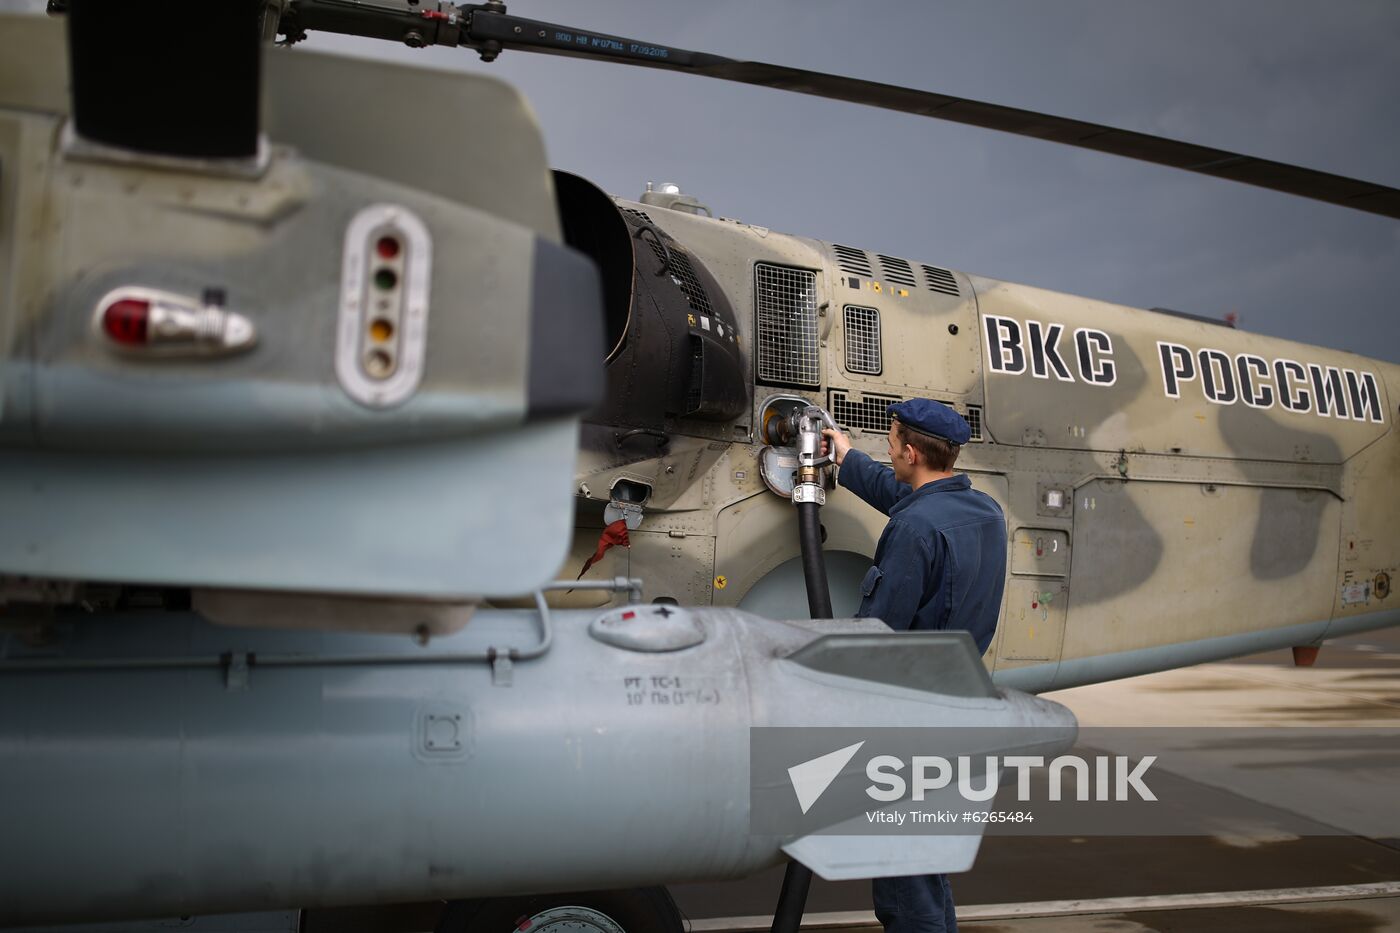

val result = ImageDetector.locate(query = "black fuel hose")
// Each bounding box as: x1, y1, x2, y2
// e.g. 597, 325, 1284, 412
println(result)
770, 498, 833, 933
796, 501, 833, 618
770, 861, 814, 933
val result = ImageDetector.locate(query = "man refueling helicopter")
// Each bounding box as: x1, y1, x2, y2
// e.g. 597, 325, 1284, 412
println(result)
1, 2, 1398, 931
822, 397, 1009, 933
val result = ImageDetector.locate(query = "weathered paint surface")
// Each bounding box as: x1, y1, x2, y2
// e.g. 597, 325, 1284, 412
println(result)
567, 199, 1400, 691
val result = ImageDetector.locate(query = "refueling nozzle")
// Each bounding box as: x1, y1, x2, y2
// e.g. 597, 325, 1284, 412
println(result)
791, 405, 837, 506
757, 397, 840, 502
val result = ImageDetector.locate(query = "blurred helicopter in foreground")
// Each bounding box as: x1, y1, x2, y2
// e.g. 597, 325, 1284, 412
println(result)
0, 1, 1397, 931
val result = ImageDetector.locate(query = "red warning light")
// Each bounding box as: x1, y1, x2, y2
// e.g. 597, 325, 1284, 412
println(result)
376, 236, 401, 260
102, 298, 150, 344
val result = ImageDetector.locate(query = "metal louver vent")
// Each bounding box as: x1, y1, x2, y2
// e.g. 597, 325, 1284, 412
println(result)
832, 244, 873, 278
829, 389, 901, 433
877, 255, 918, 288
755, 263, 820, 387
921, 264, 961, 297
643, 237, 714, 318
843, 305, 882, 375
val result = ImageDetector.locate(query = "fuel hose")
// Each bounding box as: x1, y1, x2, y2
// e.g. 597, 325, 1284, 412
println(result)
770, 496, 834, 933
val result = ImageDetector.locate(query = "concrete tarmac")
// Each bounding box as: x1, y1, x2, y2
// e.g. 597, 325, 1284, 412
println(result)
687, 890, 1400, 933
671, 626, 1400, 930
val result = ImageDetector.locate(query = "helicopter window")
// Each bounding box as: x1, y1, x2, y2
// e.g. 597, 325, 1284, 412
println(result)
842, 305, 882, 376
754, 263, 820, 388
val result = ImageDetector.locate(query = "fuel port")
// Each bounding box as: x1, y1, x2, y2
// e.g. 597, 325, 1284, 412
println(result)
759, 395, 811, 446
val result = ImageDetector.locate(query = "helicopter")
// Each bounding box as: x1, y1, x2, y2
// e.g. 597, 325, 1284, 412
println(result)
0, 1, 1397, 930
270, 1, 1400, 691
388, 2, 1400, 692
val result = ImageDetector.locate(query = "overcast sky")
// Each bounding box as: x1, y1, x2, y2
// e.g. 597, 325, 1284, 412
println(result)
302, 0, 1400, 364
10, 1, 1397, 362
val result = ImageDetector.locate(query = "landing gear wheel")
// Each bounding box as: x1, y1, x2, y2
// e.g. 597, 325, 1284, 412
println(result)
435, 887, 682, 933
512, 905, 624, 933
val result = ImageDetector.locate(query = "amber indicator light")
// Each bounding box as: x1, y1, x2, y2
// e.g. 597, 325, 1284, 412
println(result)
369, 319, 394, 343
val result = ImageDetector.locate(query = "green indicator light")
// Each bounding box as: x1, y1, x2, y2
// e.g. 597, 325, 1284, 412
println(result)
374, 269, 398, 291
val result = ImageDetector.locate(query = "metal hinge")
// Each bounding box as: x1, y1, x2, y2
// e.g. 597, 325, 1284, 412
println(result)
489, 649, 513, 687
223, 652, 250, 691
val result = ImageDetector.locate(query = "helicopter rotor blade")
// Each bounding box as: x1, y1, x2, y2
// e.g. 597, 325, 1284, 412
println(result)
462, 8, 1400, 221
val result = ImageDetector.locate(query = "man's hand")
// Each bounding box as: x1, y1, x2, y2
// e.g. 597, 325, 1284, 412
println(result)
821, 427, 852, 466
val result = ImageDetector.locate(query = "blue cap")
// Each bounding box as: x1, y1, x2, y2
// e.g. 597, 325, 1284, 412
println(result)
887, 398, 971, 445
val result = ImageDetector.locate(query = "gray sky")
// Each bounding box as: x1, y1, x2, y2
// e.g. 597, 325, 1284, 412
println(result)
306, 0, 1400, 364
11, 0, 1397, 362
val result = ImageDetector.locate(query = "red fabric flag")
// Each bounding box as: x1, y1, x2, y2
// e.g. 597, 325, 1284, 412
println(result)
576, 519, 631, 580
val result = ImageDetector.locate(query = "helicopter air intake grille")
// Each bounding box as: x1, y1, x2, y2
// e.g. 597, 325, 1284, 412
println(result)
843, 305, 882, 375
877, 255, 918, 288
965, 405, 983, 442
921, 264, 961, 297
829, 389, 901, 434
644, 237, 714, 318
620, 206, 654, 224
755, 263, 820, 387
832, 244, 874, 278
829, 390, 983, 442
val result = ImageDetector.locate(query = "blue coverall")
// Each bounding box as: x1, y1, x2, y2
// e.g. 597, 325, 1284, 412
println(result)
837, 449, 1008, 933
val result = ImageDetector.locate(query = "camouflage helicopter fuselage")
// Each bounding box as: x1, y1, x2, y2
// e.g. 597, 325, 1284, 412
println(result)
567, 193, 1400, 693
